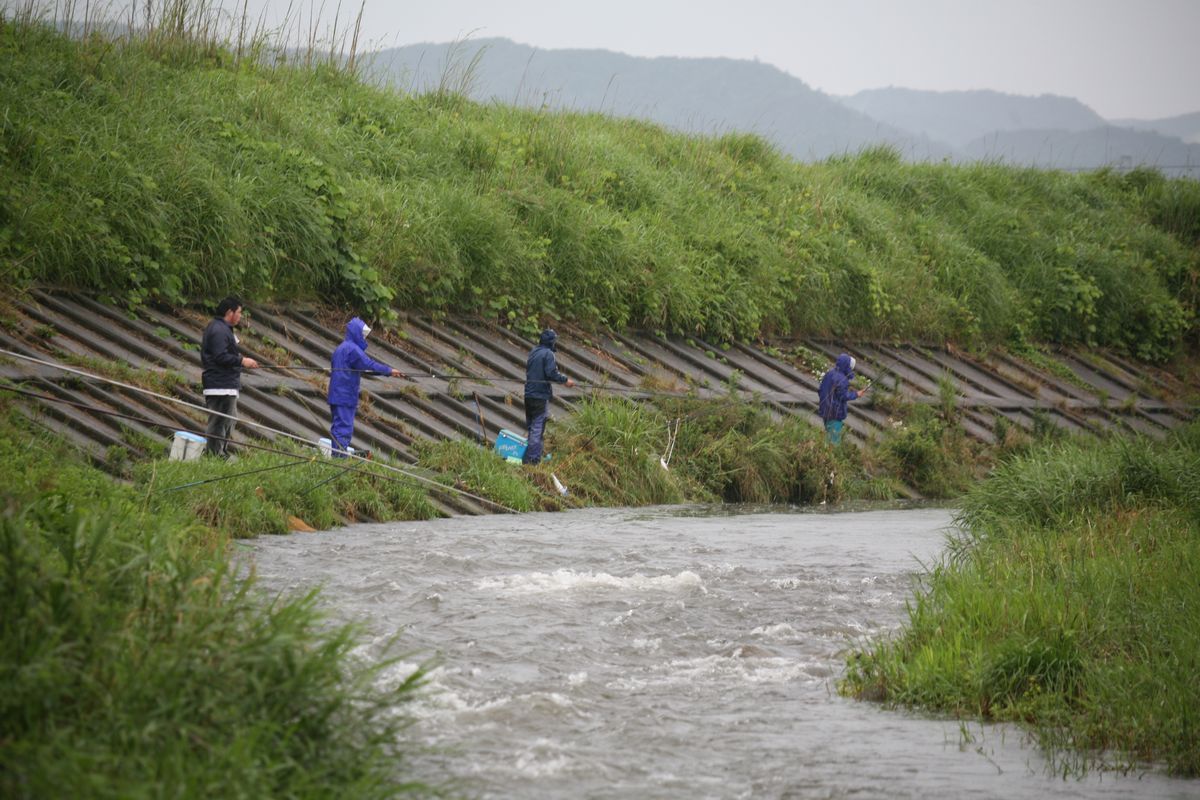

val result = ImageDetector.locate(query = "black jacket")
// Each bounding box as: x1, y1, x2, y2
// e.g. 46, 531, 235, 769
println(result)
201, 318, 243, 391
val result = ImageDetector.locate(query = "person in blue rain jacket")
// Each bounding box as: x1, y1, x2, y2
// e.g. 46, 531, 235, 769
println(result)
817, 353, 869, 445
328, 317, 404, 457
523, 329, 574, 465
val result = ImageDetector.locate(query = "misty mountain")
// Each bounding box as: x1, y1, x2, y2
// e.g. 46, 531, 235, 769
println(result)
361, 38, 954, 162
1110, 112, 1200, 145
960, 126, 1200, 174
359, 39, 1197, 177
838, 87, 1107, 149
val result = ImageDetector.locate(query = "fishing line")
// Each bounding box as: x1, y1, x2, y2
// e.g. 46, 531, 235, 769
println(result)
0, 351, 518, 512
0, 380, 516, 511
159, 459, 315, 493
249, 364, 719, 401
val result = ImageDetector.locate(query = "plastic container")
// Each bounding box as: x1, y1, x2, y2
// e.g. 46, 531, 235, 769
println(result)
169, 431, 206, 461
317, 437, 333, 457
493, 428, 528, 462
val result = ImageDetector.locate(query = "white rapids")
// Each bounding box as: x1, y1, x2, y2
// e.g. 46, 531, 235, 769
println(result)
245, 505, 1196, 799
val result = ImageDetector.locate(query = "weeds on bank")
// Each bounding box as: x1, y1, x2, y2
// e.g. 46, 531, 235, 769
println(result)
137, 443, 439, 537
841, 424, 1200, 776
2, 15, 1198, 358
0, 410, 438, 798
418, 438, 550, 511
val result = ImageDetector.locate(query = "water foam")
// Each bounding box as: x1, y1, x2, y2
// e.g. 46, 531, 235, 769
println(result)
476, 568, 706, 596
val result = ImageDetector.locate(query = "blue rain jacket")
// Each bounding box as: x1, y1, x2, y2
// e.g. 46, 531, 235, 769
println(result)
328, 317, 393, 407
524, 329, 569, 400
817, 353, 860, 422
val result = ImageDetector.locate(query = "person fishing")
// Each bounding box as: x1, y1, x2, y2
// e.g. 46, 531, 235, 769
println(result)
328, 317, 404, 457
200, 295, 259, 458
817, 353, 869, 445
523, 328, 574, 465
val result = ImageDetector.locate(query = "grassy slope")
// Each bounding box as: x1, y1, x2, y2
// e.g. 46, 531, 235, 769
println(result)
0, 410, 434, 798
2, 21, 1199, 360
841, 427, 1200, 775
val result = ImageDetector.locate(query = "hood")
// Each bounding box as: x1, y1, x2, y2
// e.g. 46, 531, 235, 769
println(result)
345, 317, 369, 350
539, 329, 557, 351
835, 353, 856, 376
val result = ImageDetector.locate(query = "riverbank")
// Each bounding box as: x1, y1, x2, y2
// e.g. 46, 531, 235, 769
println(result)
3, 15, 1198, 358
841, 423, 1200, 776
2, 5, 1199, 792
0, 408, 438, 797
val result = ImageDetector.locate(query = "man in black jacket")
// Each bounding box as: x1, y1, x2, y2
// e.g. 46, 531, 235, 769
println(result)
200, 296, 259, 458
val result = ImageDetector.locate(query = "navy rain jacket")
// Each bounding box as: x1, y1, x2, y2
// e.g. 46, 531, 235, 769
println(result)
524, 330, 569, 400
328, 317, 393, 407
817, 353, 860, 422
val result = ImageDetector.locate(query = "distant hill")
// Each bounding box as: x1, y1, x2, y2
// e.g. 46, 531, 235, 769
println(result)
361, 39, 1199, 176
1110, 112, 1200, 145
838, 87, 1106, 149
960, 126, 1200, 176
361, 38, 954, 162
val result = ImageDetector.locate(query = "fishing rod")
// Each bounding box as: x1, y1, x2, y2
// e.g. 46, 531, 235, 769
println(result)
0, 382, 495, 503
50, 356, 791, 405
159, 459, 314, 493
250, 364, 686, 395
0, 350, 519, 513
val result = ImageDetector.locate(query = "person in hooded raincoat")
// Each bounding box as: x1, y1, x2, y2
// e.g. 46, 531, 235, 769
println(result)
327, 317, 404, 457
817, 353, 869, 445
523, 329, 574, 465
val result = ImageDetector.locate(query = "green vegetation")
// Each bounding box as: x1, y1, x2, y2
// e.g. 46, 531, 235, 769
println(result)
137, 445, 438, 536
2, 16, 1199, 360
4, 3, 1198, 788
841, 426, 1200, 775
0, 411, 436, 798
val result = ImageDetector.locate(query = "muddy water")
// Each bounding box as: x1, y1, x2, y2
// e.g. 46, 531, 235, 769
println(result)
246, 506, 1195, 799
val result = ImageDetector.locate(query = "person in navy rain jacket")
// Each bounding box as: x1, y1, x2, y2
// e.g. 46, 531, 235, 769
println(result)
523, 329, 574, 465
817, 353, 869, 445
328, 317, 404, 457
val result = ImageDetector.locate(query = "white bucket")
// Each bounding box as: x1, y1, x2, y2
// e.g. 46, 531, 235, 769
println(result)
169, 431, 206, 462
317, 437, 333, 457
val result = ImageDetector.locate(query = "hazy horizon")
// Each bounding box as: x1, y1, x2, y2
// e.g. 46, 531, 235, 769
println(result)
204, 0, 1199, 121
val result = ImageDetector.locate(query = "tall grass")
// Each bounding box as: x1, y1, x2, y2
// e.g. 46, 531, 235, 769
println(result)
842, 424, 1200, 775
0, 410, 437, 797
136, 444, 440, 536
1, 12, 1197, 357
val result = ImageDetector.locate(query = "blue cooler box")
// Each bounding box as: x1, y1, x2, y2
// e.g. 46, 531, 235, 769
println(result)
493, 429, 527, 462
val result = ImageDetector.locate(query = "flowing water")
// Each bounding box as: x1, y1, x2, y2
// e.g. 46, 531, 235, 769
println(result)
246, 505, 1197, 799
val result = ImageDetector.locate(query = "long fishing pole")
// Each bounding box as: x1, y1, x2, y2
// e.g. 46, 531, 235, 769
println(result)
77, 359, 776, 404
159, 459, 315, 493
0, 381, 520, 511
0, 351, 518, 513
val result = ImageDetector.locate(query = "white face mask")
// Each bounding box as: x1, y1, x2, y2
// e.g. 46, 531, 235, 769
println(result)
849, 356, 856, 371
362, 324, 372, 338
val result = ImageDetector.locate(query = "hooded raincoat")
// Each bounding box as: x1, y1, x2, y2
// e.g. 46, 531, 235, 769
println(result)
523, 329, 569, 464
327, 317, 393, 454
817, 353, 860, 423
524, 329, 569, 399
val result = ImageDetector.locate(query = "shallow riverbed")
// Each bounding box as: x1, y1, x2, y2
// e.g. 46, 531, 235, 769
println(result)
246, 505, 1195, 799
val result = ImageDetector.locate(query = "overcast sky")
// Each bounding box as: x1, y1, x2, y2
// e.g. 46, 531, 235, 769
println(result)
229, 0, 1197, 120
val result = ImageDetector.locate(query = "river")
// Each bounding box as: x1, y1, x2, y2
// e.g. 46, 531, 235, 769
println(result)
245, 505, 1197, 799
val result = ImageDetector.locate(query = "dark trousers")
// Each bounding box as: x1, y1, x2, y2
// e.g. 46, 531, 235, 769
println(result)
204, 394, 238, 457
523, 397, 549, 464
330, 403, 357, 457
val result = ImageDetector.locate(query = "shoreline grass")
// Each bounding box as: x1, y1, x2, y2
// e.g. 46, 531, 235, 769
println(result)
840, 426, 1200, 776
0, 410, 438, 798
